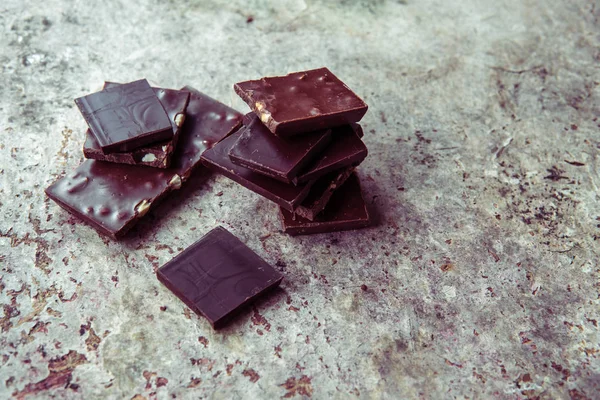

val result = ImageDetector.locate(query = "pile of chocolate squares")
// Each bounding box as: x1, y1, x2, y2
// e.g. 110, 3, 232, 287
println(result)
45, 68, 370, 239
45, 79, 244, 239
201, 67, 371, 235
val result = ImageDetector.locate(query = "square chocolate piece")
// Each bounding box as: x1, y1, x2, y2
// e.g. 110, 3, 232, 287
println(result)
228, 113, 332, 184
156, 226, 283, 329
46, 88, 242, 239
201, 128, 315, 211
280, 173, 371, 235
83, 84, 190, 168
234, 67, 368, 137
75, 79, 173, 153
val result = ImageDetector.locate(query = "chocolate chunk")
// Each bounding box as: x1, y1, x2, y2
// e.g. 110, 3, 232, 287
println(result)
279, 173, 370, 235
294, 166, 355, 221
156, 226, 283, 329
45, 160, 180, 239
46, 89, 242, 239
75, 79, 173, 153
234, 67, 368, 137
201, 129, 315, 211
176, 86, 243, 178
295, 123, 367, 184
228, 113, 332, 184
83, 84, 190, 168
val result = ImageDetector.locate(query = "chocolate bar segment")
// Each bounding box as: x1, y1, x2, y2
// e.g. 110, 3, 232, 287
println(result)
83, 85, 190, 168
156, 226, 283, 329
294, 167, 354, 221
45, 160, 180, 239
175, 86, 243, 179
47, 89, 243, 239
280, 173, 370, 235
234, 68, 368, 137
201, 129, 314, 211
295, 124, 367, 184
75, 79, 173, 153
228, 113, 332, 184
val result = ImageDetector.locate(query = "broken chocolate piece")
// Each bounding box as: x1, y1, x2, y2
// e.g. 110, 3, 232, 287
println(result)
45, 160, 179, 239
201, 129, 314, 211
156, 226, 283, 329
234, 67, 368, 137
83, 84, 190, 168
46, 88, 243, 239
75, 79, 173, 153
295, 123, 367, 184
175, 86, 243, 179
228, 113, 332, 184
280, 173, 370, 235
294, 167, 354, 221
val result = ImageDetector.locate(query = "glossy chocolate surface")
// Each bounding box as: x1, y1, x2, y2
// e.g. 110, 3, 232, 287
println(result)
47, 88, 243, 239
229, 113, 332, 184
175, 86, 243, 178
201, 129, 315, 211
234, 68, 368, 137
295, 124, 367, 184
294, 167, 354, 221
84, 85, 190, 168
157, 226, 283, 329
280, 173, 370, 235
45, 160, 179, 238
75, 79, 173, 153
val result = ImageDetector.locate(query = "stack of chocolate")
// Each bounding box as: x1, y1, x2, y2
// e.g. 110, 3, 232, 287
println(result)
201, 68, 371, 235
45, 79, 243, 239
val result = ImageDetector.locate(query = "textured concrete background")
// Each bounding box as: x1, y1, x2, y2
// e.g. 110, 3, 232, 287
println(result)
1, 0, 599, 398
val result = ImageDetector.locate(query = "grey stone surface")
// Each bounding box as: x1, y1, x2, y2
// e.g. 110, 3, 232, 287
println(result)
1, 0, 599, 398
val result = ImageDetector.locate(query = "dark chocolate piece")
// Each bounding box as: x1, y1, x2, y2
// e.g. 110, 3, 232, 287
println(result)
75, 79, 173, 153
234, 67, 368, 137
83, 85, 190, 168
175, 86, 243, 179
280, 173, 370, 235
46, 89, 243, 239
156, 226, 283, 329
294, 167, 354, 221
228, 113, 332, 184
295, 123, 367, 184
201, 129, 315, 211
45, 160, 180, 239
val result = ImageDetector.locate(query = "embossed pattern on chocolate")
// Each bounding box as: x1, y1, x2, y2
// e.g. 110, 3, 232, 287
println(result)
201, 129, 315, 211
234, 67, 368, 136
75, 79, 174, 153
156, 226, 283, 329
83, 84, 190, 168
228, 113, 332, 184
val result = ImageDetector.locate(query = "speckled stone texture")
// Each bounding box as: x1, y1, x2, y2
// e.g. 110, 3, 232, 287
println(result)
1, 0, 599, 398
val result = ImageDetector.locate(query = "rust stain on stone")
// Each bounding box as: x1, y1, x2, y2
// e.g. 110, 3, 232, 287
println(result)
12, 350, 87, 399
280, 375, 313, 398
187, 377, 202, 388
198, 336, 209, 348
440, 263, 454, 272
251, 308, 271, 331
242, 368, 260, 383
85, 327, 101, 351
